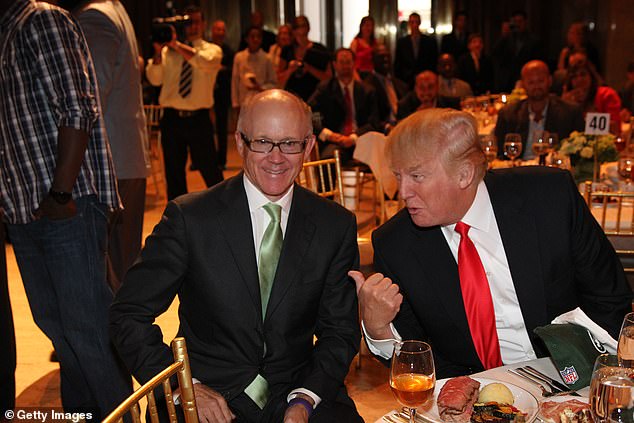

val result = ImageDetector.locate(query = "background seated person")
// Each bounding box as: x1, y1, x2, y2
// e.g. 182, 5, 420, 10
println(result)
495, 60, 584, 159
437, 53, 473, 100
308, 48, 379, 164
351, 108, 632, 378
110, 90, 363, 423
396, 71, 460, 121
562, 61, 622, 135
363, 45, 409, 134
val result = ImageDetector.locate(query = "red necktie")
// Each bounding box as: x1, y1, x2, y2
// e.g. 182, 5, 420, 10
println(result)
342, 86, 353, 136
455, 222, 503, 369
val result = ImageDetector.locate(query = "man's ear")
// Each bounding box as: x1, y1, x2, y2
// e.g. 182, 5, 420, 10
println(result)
235, 131, 245, 158
457, 160, 476, 189
303, 135, 316, 161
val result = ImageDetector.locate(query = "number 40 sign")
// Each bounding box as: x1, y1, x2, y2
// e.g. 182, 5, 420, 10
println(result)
584, 112, 610, 135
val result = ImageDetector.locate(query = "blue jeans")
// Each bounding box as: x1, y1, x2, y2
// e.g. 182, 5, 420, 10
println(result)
8, 196, 131, 418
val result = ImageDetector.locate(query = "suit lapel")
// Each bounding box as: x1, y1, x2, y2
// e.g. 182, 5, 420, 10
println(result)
485, 172, 548, 332
264, 187, 316, 320
217, 175, 262, 313
410, 226, 474, 342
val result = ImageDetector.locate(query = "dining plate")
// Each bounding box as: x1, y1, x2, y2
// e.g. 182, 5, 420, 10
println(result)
416, 377, 539, 423
537, 395, 589, 423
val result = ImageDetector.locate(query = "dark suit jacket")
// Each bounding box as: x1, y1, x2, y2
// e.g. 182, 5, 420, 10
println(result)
372, 167, 632, 378
441, 31, 469, 59
394, 34, 438, 87
110, 175, 360, 406
457, 53, 494, 96
363, 72, 409, 129
494, 96, 585, 159
396, 92, 461, 121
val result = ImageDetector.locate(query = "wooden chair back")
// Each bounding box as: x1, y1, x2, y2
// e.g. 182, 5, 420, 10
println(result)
102, 338, 198, 423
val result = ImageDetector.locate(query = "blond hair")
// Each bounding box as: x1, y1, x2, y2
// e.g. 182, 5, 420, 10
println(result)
387, 108, 486, 178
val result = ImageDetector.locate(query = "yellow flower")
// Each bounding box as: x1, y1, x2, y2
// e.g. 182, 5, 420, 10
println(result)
580, 146, 594, 159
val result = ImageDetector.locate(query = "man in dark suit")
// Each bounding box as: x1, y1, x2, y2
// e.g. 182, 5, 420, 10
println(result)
308, 48, 379, 164
394, 12, 438, 88
495, 60, 585, 159
457, 33, 494, 96
441, 11, 469, 59
211, 19, 234, 170
110, 90, 362, 423
350, 108, 632, 378
396, 71, 460, 121
364, 45, 409, 133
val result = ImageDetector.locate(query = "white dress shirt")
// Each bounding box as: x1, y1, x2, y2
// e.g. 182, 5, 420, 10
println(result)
243, 175, 322, 408
365, 180, 537, 364
146, 38, 222, 110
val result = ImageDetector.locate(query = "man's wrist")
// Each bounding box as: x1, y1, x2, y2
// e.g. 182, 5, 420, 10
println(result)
288, 397, 313, 417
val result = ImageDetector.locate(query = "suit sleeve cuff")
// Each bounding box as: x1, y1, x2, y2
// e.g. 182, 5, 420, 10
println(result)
362, 321, 402, 359
173, 377, 201, 405
287, 388, 321, 409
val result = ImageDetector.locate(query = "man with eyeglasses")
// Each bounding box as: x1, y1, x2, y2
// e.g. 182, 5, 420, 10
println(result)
111, 89, 363, 423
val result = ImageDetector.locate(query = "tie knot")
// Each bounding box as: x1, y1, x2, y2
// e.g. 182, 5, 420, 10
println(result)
455, 221, 470, 237
263, 203, 282, 223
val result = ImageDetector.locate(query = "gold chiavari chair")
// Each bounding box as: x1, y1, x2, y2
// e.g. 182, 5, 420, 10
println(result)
584, 182, 634, 293
102, 338, 198, 423
297, 149, 344, 204
144, 104, 165, 199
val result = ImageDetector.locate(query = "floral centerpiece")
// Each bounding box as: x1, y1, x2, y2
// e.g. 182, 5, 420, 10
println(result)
557, 131, 618, 183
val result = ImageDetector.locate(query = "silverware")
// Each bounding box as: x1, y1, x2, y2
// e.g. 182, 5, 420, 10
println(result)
518, 366, 581, 397
522, 366, 581, 397
508, 369, 557, 397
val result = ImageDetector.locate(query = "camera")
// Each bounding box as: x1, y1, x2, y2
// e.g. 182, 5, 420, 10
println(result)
151, 15, 191, 44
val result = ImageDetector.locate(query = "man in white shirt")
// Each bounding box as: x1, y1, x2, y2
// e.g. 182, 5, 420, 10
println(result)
146, 5, 223, 200
111, 90, 363, 423
350, 108, 632, 378
231, 26, 277, 111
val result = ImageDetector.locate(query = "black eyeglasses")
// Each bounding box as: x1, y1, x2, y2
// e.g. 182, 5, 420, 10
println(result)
239, 132, 308, 154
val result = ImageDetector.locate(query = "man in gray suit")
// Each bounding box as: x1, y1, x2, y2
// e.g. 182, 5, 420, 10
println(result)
64, 0, 150, 291
495, 60, 584, 160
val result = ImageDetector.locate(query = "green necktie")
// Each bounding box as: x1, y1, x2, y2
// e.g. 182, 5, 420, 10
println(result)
244, 203, 282, 409
258, 203, 282, 319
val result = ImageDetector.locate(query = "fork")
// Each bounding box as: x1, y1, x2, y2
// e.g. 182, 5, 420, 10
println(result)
508, 368, 557, 397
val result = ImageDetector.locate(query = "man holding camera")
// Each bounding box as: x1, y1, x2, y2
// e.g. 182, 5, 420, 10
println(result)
146, 5, 224, 200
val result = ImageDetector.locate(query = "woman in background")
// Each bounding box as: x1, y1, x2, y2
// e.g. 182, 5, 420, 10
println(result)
563, 61, 621, 135
350, 16, 380, 78
268, 24, 292, 75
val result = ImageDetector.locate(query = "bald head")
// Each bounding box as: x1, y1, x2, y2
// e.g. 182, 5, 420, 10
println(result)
415, 71, 439, 107
237, 89, 312, 135
521, 60, 551, 102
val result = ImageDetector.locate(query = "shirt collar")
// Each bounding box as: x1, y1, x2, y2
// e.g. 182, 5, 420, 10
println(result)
528, 101, 549, 121
338, 79, 354, 93
443, 180, 493, 240
243, 174, 294, 215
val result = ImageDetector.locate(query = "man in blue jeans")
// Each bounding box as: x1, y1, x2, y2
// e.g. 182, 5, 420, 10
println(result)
0, 0, 131, 419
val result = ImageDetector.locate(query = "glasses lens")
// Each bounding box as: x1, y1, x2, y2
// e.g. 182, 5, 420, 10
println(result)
279, 141, 305, 154
249, 139, 272, 153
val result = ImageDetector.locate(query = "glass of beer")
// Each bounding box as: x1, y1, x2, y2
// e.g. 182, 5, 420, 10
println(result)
589, 354, 634, 423
618, 312, 634, 368
390, 340, 435, 423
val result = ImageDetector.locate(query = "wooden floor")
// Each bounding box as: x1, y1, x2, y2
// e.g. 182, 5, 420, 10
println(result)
8, 136, 399, 422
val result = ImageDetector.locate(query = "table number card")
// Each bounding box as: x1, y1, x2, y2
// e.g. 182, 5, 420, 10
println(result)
584, 112, 611, 135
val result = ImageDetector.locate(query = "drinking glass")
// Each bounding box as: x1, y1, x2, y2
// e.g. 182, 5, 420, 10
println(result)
390, 340, 435, 423
504, 134, 523, 166
618, 157, 634, 191
615, 136, 627, 154
532, 131, 549, 165
618, 312, 634, 367
547, 133, 559, 154
589, 354, 634, 423
480, 135, 498, 167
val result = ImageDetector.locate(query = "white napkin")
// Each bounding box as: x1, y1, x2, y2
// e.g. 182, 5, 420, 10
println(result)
551, 307, 618, 353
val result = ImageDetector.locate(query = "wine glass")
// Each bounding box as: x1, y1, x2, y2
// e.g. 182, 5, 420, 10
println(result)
589, 354, 634, 423
617, 157, 634, 191
480, 135, 498, 167
547, 133, 559, 156
390, 340, 435, 423
504, 134, 523, 166
618, 312, 634, 367
532, 131, 549, 165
